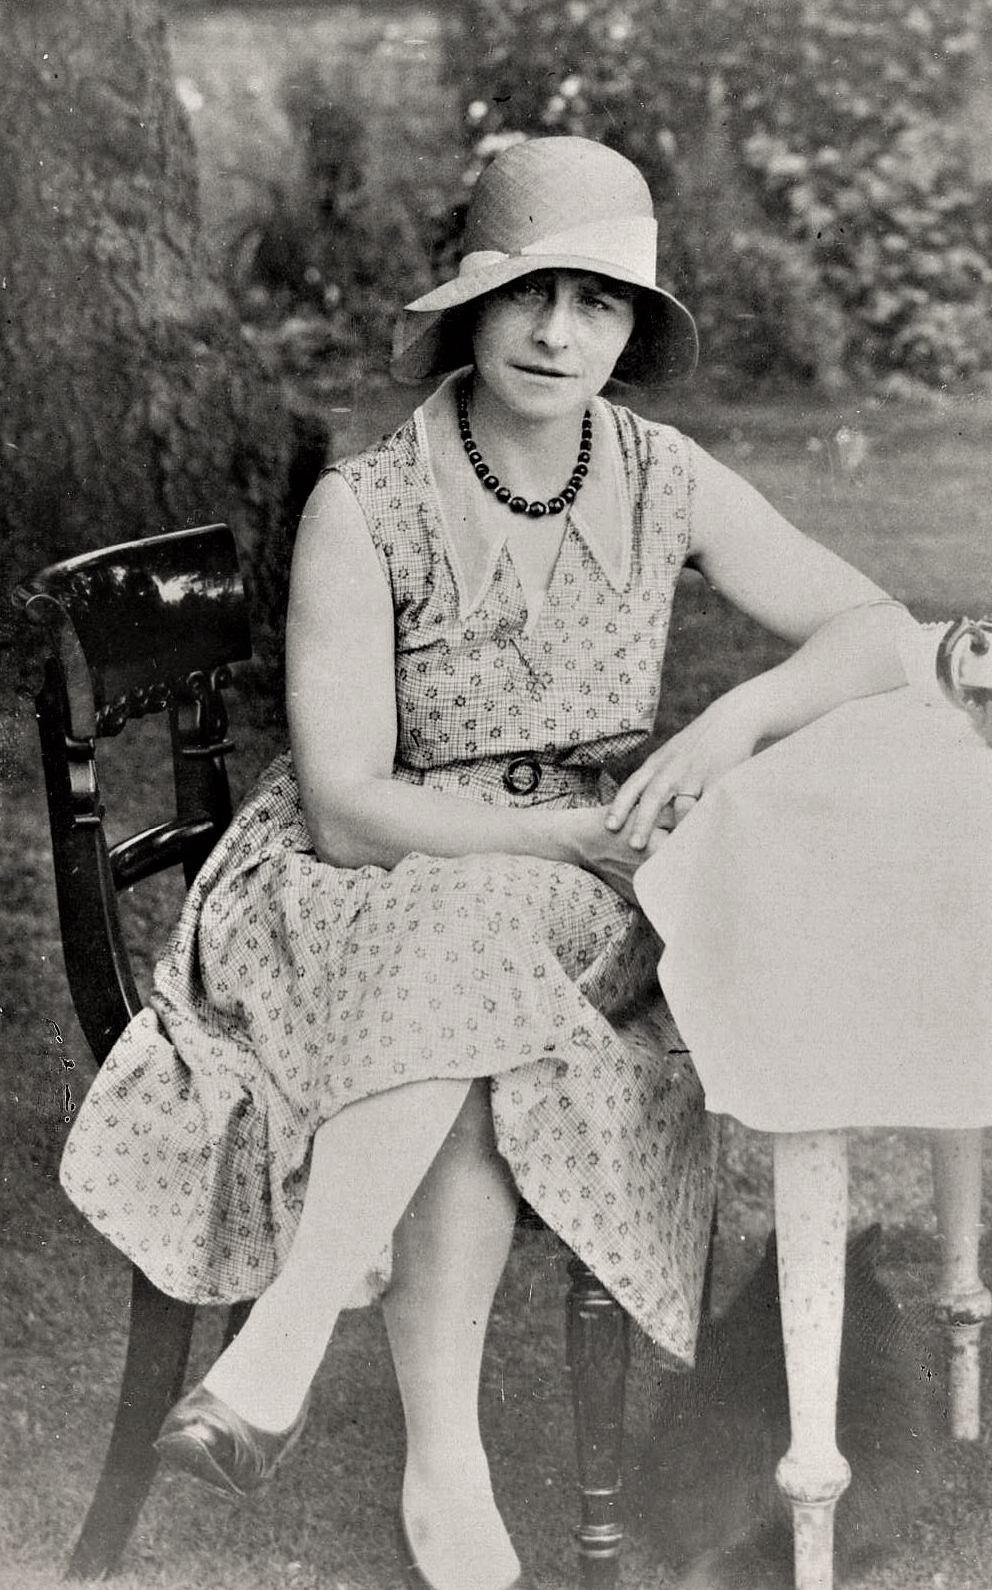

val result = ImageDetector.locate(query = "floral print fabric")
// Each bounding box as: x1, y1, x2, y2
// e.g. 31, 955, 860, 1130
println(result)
60, 397, 718, 1367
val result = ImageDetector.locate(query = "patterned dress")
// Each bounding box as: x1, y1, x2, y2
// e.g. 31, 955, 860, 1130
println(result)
60, 384, 718, 1368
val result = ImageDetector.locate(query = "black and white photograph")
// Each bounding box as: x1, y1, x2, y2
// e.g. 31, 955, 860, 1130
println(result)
3, 3, 992, 1589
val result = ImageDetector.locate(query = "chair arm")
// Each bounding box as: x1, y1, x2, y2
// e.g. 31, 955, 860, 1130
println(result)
110, 819, 217, 890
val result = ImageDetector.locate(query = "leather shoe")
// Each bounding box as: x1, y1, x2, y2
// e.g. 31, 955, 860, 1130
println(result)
153, 1382, 310, 1498
397, 1512, 527, 1590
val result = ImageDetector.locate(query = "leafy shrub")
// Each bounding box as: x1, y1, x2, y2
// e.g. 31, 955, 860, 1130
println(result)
449, 0, 992, 388
698, 231, 848, 387
224, 62, 455, 382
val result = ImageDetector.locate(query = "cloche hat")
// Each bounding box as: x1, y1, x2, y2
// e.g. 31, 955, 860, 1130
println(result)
390, 136, 699, 386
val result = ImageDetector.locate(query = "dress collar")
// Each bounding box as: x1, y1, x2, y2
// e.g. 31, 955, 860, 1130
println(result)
414, 371, 632, 618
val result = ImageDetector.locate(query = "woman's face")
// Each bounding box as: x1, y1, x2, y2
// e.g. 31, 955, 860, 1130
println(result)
471, 270, 637, 422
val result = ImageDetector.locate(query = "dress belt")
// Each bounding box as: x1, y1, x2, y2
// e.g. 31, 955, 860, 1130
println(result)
502, 754, 544, 795
393, 756, 609, 804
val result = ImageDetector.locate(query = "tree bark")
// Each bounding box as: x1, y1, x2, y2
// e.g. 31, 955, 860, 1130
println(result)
0, 0, 309, 685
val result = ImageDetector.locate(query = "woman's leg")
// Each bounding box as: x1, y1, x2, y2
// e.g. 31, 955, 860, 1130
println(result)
383, 1079, 521, 1590
201, 1077, 472, 1432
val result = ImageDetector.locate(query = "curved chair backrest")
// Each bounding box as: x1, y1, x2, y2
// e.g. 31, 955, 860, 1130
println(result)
12, 525, 252, 1065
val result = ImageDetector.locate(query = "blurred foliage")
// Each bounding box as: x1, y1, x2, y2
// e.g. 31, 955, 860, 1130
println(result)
448, 0, 992, 390
228, 68, 423, 367
223, 62, 460, 384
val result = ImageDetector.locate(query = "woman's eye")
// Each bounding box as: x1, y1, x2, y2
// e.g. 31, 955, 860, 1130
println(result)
581, 292, 622, 314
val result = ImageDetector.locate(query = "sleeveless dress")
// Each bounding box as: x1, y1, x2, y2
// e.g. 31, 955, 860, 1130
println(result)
60, 386, 718, 1368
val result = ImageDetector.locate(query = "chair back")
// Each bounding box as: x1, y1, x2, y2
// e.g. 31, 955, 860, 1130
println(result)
12, 525, 252, 1064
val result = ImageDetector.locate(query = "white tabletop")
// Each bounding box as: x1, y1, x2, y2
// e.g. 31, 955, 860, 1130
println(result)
634, 687, 992, 1131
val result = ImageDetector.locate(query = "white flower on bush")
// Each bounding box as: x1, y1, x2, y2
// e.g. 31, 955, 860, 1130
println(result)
175, 77, 204, 114
607, 14, 633, 42
559, 75, 583, 99
466, 100, 488, 125
543, 95, 568, 122
475, 131, 528, 159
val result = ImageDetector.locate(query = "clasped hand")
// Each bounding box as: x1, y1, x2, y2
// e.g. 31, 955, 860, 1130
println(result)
570, 696, 762, 904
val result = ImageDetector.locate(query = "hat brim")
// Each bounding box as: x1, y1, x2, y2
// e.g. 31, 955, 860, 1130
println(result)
390, 254, 698, 386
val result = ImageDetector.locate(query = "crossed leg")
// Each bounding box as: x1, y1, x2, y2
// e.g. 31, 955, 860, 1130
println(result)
384, 1078, 521, 1590
197, 1076, 521, 1590
201, 1077, 473, 1431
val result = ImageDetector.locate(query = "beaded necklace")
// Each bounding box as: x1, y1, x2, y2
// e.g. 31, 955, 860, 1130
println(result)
456, 380, 592, 519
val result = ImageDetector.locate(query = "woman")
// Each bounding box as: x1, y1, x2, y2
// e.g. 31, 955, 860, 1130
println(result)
60, 136, 913, 1590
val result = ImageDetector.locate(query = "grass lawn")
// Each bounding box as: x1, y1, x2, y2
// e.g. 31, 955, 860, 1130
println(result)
3, 385, 992, 1590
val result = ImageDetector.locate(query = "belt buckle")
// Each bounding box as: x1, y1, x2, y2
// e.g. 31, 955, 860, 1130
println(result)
503, 755, 542, 796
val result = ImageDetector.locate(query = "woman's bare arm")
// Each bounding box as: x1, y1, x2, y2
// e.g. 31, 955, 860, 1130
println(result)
606, 445, 916, 845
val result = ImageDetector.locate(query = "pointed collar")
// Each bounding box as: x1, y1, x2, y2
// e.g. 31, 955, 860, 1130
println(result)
414, 372, 632, 618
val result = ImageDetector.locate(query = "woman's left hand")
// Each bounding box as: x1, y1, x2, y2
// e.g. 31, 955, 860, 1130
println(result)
605, 693, 762, 850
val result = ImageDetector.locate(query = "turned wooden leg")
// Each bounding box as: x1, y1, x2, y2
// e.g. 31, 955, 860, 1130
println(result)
931, 1128, 991, 1440
566, 1256, 630, 1590
772, 1132, 852, 1590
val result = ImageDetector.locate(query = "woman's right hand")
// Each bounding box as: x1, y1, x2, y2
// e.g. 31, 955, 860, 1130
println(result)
563, 807, 671, 905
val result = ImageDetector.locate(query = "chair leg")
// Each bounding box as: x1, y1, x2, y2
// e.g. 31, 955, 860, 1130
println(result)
931, 1128, 991, 1440
700, 1202, 719, 1318
67, 1266, 196, 1580
565, 1256, 630, 1590
221, 1297, 253, 1351
772, 1131, 851, 1590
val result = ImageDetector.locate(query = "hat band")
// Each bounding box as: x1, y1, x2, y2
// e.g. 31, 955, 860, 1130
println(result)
459, 215, 658, 289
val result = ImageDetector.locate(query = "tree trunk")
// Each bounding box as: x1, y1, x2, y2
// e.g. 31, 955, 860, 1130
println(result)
0, 0, 312, 687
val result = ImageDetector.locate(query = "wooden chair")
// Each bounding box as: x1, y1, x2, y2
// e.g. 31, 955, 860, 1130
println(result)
13, 525, 634, 1587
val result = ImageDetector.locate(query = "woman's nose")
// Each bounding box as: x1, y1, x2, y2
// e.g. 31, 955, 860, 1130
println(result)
533, 294, 572, 348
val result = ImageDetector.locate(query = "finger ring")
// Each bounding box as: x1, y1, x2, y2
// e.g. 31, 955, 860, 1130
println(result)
674, 792, 700, 801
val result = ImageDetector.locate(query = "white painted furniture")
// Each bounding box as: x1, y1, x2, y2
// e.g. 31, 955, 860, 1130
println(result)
772, 1127, 989, 1590
635, 617, 992, 1590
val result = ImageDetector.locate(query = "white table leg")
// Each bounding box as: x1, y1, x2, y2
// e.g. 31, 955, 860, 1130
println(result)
931, 1128, 990, 1440
773, 1131, 851, 1590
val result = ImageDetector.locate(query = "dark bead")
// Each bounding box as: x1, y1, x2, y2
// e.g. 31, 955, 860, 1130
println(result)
457, 383, 591, 521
